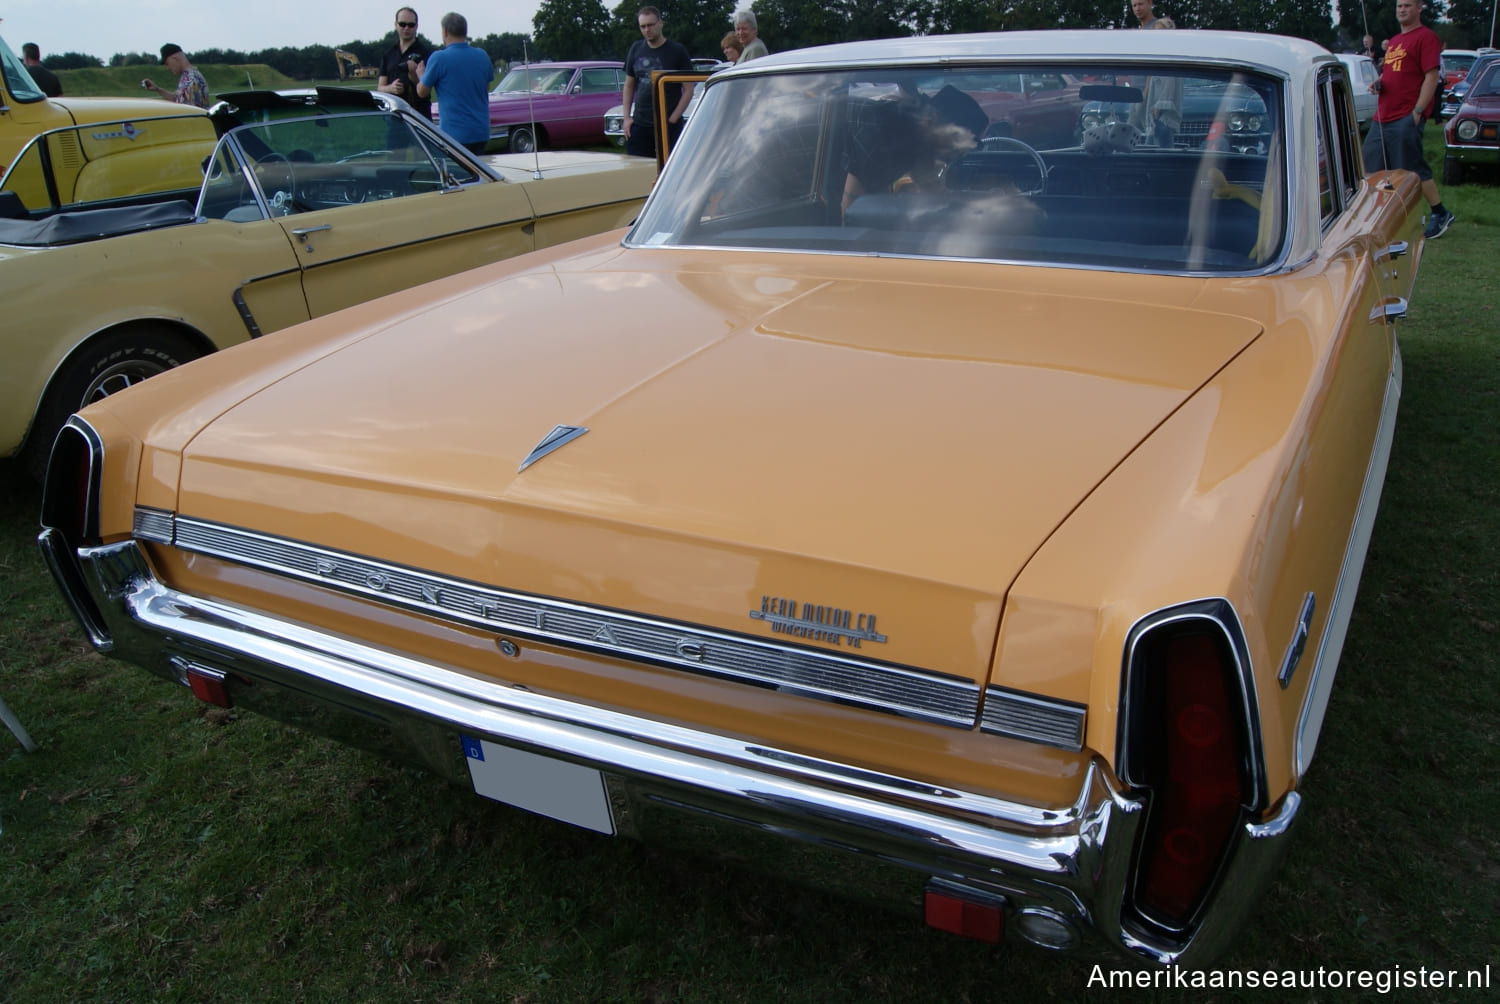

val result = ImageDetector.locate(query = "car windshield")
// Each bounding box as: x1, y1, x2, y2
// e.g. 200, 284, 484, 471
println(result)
628, 62, 1286, 273
0, 33, 47, 103
196, 110, 477, 220
1472, 64, 1500, 96
1443, 53, 1475, 74
492, 66, 573, 96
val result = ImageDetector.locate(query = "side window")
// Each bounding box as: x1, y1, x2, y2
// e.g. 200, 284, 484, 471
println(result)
579, 69, 619, 94
1316, 95, 1335, 225
1315, 67, 1362, 228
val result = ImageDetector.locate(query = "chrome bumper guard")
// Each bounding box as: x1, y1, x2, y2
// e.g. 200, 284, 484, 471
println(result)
41, 534, 1301, 966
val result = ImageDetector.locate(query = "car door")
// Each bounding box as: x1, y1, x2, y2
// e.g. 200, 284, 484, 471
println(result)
1269, 67, 1408, 777
228, 111, 541, 319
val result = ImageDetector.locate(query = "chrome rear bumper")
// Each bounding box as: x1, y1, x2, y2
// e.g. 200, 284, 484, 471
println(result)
40, 533, 1301, 965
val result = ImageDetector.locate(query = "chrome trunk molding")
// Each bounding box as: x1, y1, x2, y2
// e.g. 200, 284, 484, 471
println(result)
167, 515, 986, 729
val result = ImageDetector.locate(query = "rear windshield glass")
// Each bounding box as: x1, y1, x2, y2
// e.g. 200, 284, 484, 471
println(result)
627, 63, 1286, 273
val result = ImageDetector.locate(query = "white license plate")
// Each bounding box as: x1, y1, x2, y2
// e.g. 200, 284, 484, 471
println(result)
462, 736, 615, 835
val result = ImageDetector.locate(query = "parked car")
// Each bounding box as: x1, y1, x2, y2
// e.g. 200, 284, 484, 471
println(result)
1441, 48, 1479, 91
0, 30, 201, 173
1442, 60, 1500, 184
1, 87, 655, 477
433, 61, 625, 153
1440, 49, 1500, 119
1336, 52, 1378, 129
39, 30, 1426, 968
1077, 74, 1273, 154
604, 65, 726, 147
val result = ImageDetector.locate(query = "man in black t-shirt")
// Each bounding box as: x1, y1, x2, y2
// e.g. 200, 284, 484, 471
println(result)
22, 43, 63, 97
621, 5, 694, 158
378, 7, 433, 120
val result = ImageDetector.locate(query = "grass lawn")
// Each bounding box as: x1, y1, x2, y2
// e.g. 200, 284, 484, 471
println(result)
1, 155, 1497, 1000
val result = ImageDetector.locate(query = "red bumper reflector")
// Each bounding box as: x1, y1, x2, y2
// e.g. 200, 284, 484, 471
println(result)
187, 666, 232, 708
924, 887, 1004, 943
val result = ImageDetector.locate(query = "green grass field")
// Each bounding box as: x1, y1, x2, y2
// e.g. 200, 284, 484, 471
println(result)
1, 150, 1497, 1000
55, 64, 372, 98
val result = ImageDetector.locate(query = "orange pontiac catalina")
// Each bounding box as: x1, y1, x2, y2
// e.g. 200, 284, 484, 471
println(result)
39, 30, 1427, 966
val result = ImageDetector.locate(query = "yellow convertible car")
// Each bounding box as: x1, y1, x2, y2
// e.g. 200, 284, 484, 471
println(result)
39, 32, 1426, 966
1, 87, 655, 476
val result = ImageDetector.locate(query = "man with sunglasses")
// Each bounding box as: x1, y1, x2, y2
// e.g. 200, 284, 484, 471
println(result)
621, 6, 694, 158
379, 8, 433, 120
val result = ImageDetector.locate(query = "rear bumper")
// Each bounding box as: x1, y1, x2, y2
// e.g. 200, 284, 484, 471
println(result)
40, 532, 1301, 966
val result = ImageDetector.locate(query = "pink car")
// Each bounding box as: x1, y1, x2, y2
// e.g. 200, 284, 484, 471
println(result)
432, 60, 625, 153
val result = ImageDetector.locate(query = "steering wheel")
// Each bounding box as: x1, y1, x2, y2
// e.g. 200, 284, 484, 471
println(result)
256, 152, 302, 214
975, 135, 1048, 197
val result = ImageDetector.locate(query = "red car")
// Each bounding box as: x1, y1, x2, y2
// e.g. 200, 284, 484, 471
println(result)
1443, 60, 1500, 184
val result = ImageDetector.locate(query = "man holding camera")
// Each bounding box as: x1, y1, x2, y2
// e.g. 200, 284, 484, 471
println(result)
379, 7, 433, 120
141, 44, 209, 108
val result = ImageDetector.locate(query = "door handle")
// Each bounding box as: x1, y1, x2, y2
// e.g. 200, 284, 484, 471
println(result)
290, 223, 332, 251
1370, 297, 1408, 323
1380, 240, 1409, 261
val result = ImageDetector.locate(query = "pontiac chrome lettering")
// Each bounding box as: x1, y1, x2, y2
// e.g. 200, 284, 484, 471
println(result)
750, 595, 888, 647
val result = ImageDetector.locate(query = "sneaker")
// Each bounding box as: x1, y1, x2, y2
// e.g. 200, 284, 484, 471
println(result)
1424, 208, 1455, 240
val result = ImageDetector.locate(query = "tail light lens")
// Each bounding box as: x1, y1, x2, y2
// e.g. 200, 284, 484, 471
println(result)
1121, 607, 1260, 934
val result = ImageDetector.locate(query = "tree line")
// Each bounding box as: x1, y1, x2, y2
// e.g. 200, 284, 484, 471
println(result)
40, 1, 1497, 77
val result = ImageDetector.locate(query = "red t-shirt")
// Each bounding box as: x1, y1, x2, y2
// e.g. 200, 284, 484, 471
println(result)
1376, 25, 1441, 123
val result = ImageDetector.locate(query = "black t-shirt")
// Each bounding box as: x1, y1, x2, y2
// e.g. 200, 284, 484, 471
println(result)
625, 38, 692, 125
380, 40, 433, 118
27, 63, 62, 98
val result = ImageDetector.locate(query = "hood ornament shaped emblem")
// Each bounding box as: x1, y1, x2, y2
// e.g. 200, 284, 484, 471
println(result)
519, 424, 589, 472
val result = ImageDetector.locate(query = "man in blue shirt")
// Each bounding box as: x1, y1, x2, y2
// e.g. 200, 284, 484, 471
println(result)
416, 12, 495, 154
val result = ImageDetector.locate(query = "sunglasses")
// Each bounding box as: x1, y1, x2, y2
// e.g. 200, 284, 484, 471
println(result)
396, 20, 417, 27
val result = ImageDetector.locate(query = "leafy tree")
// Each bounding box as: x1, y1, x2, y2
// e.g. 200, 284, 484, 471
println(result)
43, 51, 103, 70
1436, 0, 1494, 46
475, 33, 536, 66
534, 0, 615, 59
609, 0, 736, 61
738, 0, 851, 50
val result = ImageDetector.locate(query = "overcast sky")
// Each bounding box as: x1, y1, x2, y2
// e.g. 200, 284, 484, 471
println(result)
5, 0, 540, 62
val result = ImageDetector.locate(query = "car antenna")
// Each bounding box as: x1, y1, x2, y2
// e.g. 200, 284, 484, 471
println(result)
1360, 2, 1394, 189
523, 41, 543, 179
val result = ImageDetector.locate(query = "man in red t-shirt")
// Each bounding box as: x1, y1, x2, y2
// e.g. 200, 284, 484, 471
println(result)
1363, 0, 1454, 238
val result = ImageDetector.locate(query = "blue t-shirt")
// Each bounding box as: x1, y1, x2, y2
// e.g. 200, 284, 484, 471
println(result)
422, 42, 495, 146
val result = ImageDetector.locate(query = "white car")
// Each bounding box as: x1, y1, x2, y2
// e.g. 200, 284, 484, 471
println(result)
1336, 53, 1378, 129
605, 62, 729, 147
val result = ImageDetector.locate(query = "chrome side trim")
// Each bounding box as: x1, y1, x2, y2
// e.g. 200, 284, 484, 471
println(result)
1296, 345, 1401, 777
980, 686, 1086, 752
166, 516, 983, 729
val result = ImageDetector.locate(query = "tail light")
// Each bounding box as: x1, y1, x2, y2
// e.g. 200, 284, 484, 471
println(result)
1120, 602, 1263, 935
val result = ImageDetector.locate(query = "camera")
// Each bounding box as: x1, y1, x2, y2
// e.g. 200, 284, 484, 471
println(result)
141, 78, 151, 89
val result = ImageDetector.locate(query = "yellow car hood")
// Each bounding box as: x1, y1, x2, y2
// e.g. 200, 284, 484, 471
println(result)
173, 249, 1262, 686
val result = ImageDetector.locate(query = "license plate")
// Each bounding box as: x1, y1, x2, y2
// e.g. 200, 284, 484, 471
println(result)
462, 736, 615, 835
